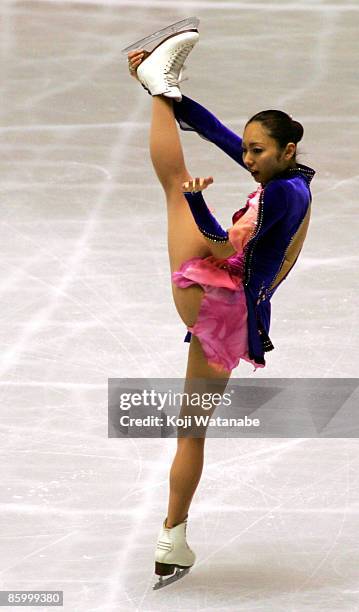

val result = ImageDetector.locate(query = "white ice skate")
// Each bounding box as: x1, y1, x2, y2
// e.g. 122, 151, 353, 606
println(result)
133, 29, 199, 102
153, 516, 196, 590
135, 30, 199, 102
121, 17, 200, 55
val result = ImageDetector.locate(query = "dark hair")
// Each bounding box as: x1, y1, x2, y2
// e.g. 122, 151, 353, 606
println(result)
245, 110, 304, 153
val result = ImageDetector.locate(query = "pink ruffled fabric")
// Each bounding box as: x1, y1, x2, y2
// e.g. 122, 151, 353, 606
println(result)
172, 185, 265, 372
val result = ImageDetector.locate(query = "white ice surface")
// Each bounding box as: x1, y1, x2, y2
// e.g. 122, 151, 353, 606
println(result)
0, 1, 358, 610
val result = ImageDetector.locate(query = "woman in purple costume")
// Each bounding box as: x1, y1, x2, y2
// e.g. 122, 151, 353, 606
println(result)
126, 26, 315, 586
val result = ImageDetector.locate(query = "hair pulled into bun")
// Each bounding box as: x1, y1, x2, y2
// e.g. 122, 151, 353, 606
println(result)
291, 119, 304, 144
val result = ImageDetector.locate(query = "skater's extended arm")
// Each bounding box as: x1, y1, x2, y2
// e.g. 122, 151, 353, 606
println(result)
183, 178, 291, 260
174, 95, 247, 170
183, 178, 237, 259
184, 190, 236, 258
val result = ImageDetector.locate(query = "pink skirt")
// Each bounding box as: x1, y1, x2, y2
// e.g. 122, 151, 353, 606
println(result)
172, 253, 265, 373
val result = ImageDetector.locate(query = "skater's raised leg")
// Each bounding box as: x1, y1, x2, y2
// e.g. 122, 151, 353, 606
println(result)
149, 95, 216, 329
150, 96, 192, 193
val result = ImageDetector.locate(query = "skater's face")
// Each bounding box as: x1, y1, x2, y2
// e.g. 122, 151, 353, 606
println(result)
242, 122, 296, 185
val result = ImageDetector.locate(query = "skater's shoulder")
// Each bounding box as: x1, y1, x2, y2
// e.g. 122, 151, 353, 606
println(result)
268, 163, 315, 188
264, 164, 315, 201
262, 178, 289, 202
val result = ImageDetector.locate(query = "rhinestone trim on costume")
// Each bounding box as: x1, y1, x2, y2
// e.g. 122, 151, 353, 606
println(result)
280, 164, 315, 185
199, 228, 229, 243
262, 338, 275, 351
244, 187, 265, 286
257, 319, 275, 352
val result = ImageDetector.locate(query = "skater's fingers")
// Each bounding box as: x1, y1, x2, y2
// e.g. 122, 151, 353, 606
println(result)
127, 57, 145, 79
127, 51, 145, 74
182, 177, 213, 192
182, 179, 197, 191
127, 50, 144, 59
128, 55, 143, 65
198, 176, 213, 190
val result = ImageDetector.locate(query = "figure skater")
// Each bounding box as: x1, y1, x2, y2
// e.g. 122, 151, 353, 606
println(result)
125, 22, 315, 589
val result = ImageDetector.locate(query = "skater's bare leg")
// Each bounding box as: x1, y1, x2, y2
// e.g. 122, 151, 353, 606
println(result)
150, 96, 232, 527
150, 96, 218, 327
166, 336, 231, 528
150, 96, 210, 264
150, 96, 192, 193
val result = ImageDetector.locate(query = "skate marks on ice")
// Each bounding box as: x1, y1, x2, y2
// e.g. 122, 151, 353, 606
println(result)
1, 0, 359, 611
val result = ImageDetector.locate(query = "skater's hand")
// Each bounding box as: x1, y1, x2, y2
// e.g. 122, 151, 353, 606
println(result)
204, 255, 229, 270
127, 49, 148, 80
182, 176, 214, 193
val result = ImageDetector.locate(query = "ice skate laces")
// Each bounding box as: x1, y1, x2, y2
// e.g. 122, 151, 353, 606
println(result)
164, 44, 193, 87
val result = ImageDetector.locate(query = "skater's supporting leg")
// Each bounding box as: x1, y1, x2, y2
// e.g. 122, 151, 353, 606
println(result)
166, 336, 231, 528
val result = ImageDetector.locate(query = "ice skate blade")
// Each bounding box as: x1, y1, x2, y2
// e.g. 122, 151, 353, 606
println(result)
153, 567, 190, 590
121, 17, 200, 55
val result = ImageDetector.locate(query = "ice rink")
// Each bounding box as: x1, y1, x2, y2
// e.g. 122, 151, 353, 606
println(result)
1, 0, 358, 610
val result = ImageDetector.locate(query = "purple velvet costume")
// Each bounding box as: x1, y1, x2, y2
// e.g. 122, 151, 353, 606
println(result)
172, 95, 315, 372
